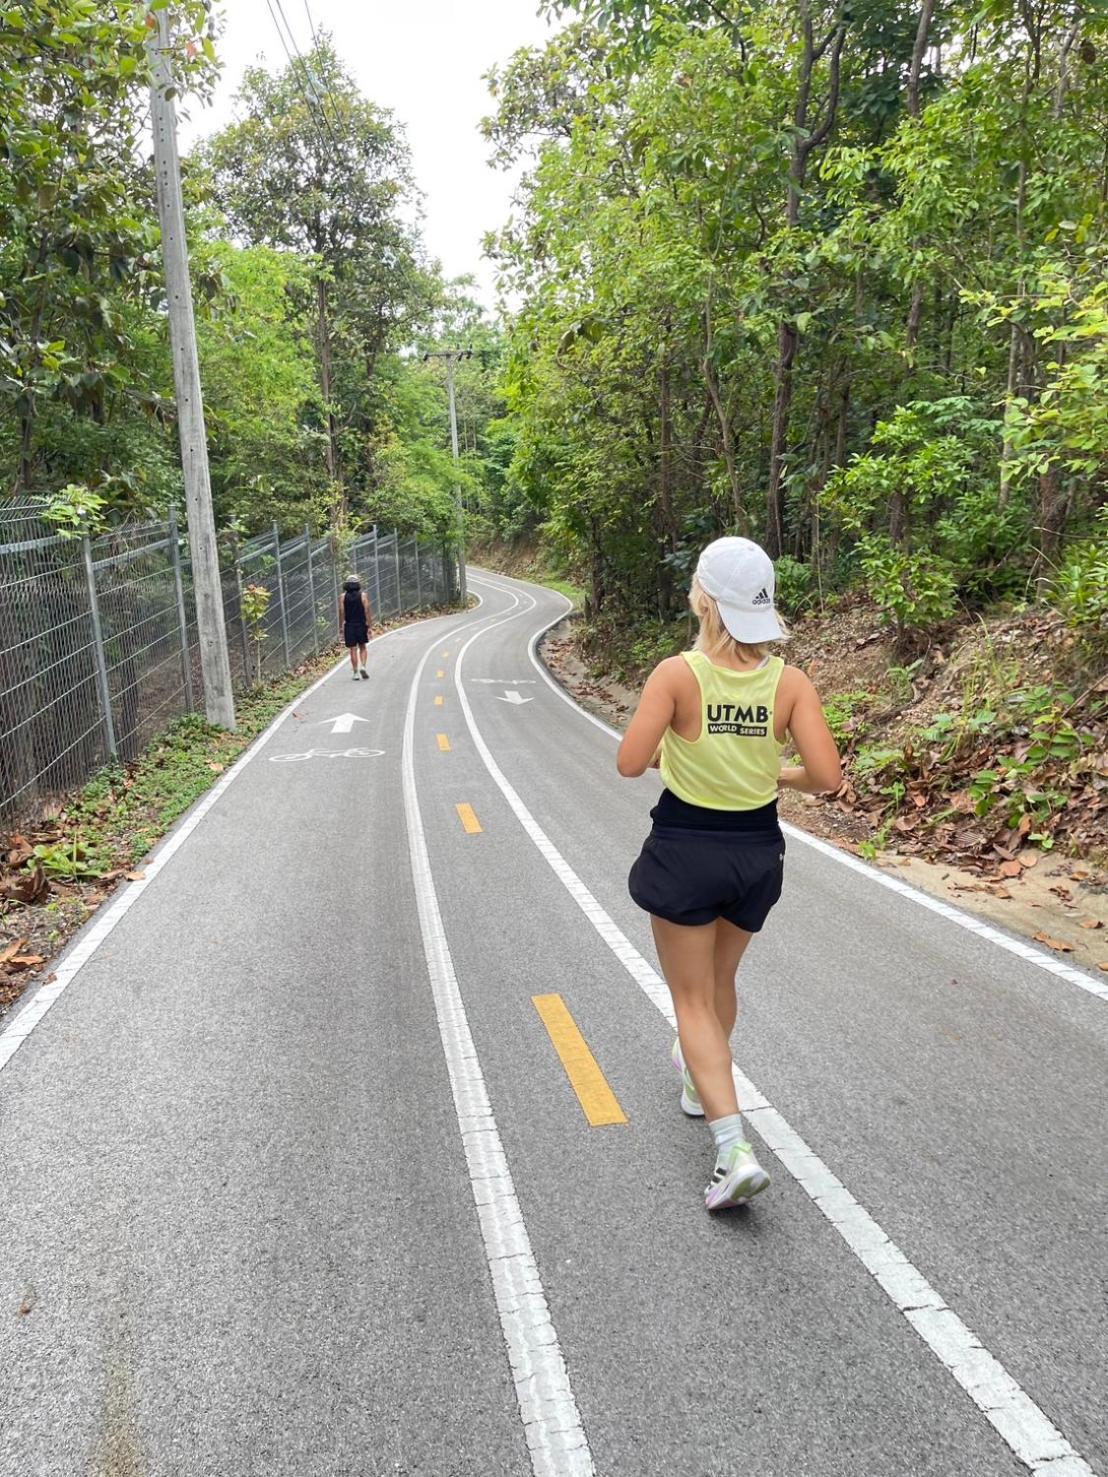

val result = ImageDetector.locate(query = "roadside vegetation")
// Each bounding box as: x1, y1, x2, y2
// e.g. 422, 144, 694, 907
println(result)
0, 604, 452, 1018
470, 0, 1108, 922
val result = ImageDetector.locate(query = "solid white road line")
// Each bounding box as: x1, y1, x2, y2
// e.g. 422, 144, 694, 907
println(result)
401, 587, 594, 1477
0, 606, 484, 1081
469, 571, 1108, 1007
454, 584, 1098, 1477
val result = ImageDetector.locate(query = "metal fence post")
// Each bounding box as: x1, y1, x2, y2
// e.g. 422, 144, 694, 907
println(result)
273, 522, 291, 670
370, 524, 381, 622
414, 537, 423, 607
168, 507, 194, 713
304, 524, 320, 656
329, 533, 339, 642
82, 533, 117, 758
394, 535, 402, 615
233, 539, 251, 685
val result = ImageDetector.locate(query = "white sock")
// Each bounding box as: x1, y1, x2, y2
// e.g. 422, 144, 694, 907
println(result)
708, 1113, 748, 1158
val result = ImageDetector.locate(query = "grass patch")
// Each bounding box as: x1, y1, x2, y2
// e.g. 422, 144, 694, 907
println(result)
62, 654, 340, 871
538, 576, 587, 606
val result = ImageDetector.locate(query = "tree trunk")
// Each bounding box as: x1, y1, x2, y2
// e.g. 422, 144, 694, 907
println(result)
766, 320, 798, 557
1033, 469, 1068, 594
904, 0, 936, 355
765, 3, 846, 558
316, 276, 344, 523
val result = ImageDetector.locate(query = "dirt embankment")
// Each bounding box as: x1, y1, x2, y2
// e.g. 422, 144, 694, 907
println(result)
541, 606, 1108, 977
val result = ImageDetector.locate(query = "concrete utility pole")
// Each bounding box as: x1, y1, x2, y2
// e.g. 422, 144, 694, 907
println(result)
423, 348, 472, 604
148, 10, 236, 730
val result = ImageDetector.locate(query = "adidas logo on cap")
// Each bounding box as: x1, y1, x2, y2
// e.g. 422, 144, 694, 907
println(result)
752, 587, 772, 607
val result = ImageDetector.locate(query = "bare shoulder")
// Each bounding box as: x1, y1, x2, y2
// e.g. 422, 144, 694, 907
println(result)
779, 662, 816, 691
777, 662, 821, 711
648, 653, 692, 687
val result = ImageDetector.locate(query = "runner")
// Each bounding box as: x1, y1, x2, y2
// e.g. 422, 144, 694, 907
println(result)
340, 573, 373, 679
618, 537, 842, 1211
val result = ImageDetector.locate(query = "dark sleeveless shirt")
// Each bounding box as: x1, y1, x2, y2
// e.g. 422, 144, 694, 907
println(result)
343, 588, 367, 639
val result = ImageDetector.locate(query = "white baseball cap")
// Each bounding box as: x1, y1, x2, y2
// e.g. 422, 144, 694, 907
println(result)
695, 537, 785, 643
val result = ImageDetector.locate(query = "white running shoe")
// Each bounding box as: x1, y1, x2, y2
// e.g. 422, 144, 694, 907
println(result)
705, 1141, 770, 1211
670, 1037, 704, 1117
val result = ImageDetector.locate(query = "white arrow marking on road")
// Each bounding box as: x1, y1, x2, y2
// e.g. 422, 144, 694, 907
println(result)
320, 712, 369, 734
495, 691, 533, 705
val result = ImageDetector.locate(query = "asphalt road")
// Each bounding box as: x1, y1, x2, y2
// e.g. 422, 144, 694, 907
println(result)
1, 570, 1105, 1477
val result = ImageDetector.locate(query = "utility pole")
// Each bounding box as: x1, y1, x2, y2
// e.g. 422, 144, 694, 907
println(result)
423, 348, 472, 604
148, 9, 236, 730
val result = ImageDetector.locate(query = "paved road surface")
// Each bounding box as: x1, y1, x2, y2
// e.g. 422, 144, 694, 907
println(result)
1, 571, 1105, 1477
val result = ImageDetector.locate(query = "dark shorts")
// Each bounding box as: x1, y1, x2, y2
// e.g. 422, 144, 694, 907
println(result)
344, 623, 368, 648
628, 825, 785, 932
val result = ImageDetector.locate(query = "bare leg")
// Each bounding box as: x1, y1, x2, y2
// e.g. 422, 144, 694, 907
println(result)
348, 645, 358, 673
713, 918, 753, 1043
651, 916, 739, 1122
358, 643, 368, 670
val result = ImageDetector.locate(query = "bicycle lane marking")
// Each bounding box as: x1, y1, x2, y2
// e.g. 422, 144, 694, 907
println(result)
453, 582, 1098, 1477
400, 586, 594, 1477
0, 603, 486, 1080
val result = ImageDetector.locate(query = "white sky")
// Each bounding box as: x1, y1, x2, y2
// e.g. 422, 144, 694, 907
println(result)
177, 1, 557, 308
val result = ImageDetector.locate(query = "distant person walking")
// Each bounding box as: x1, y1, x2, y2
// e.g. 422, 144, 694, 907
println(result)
340, 574, 373, 680
618, 537, 841, 1211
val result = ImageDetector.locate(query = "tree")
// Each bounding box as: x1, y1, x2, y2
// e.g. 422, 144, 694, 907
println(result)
203, 38, 425, 524
0, 0, 216, 499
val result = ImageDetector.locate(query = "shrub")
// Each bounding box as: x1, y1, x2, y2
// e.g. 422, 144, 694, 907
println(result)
773, 554, 815, 617
1053, 506, 1108, 648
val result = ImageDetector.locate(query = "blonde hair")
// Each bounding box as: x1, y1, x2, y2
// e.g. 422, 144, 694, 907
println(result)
689, 577, 788, 663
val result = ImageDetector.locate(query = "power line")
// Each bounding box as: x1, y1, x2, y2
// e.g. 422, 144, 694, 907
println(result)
299, 0, 347, 140
263, 0, 339, 152
270, 0, 345, 149
302, 0, 322, 51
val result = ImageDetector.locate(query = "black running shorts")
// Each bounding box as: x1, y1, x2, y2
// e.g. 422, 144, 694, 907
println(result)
628, 826, 785, 932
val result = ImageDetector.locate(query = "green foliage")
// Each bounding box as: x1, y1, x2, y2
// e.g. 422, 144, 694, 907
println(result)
773, 555, 814, 617
38, 482, 108, 536
822, 691, 876, 748
488, 0, 1108, 637
857, 537, 958, 641
1052, 506, 1108, 646
0, 0, 216, 499
28, 838, 105, 880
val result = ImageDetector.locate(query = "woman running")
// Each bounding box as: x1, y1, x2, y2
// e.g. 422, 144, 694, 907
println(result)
339, 574, 373, 679
618, 537, 841, 1211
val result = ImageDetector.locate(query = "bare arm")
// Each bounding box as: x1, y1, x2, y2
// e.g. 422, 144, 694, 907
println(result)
338, 596, 344, 639
617, 662, 678, 777
362, 591, 373, 630
779, 669, 842, 793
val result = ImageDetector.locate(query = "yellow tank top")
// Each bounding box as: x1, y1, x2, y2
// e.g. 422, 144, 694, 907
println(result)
660, 651, 785, 810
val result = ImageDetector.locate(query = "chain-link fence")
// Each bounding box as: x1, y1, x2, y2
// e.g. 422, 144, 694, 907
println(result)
0, 506, 460, 825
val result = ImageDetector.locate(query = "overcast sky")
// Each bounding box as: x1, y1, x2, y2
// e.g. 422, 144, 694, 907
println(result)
177, 1, 557, 307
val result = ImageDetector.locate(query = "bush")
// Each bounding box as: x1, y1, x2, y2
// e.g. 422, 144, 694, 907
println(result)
858, 536, 957, 643
773, 554, 815, 616
1053, 506, 1108, 647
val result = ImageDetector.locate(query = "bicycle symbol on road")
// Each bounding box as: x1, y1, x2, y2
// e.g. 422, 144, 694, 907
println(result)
269, 746, 386, 763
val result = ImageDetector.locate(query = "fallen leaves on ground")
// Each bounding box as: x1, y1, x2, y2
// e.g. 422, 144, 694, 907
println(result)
1033, 932, 1076, 953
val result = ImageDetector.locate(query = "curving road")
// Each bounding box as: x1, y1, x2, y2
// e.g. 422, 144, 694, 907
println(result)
1, 570, 1105, 1477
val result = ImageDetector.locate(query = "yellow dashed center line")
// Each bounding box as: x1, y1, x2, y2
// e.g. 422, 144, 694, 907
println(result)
442, 650, 450, 658
436, 669, 445, 678
532, 995, 628, 1128
437, 734, 451, 752
455, 803, 482, 834
434, 695, 444, 707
